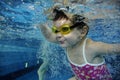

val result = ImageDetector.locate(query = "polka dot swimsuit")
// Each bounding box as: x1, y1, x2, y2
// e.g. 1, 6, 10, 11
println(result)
67, 38, 112, 80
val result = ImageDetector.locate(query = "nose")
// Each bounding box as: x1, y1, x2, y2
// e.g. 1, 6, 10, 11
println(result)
56, 32, 62, 40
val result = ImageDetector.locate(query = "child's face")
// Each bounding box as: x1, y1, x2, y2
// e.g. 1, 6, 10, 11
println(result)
53, 19, 86, 48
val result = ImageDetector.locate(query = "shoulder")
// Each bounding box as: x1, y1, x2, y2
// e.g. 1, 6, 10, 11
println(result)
86, 38, 115, 55
86, 38, 105, 48
86, 38, 105, 55
86, 38, 98, 48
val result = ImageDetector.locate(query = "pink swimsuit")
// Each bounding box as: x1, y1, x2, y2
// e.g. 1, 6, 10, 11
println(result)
67, 38, 112, 80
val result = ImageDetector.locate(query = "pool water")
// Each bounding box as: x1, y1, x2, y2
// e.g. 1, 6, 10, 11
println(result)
0, 0, 120, 80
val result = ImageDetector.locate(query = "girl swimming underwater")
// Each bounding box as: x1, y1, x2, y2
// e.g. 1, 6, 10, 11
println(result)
38, 6, 120, 80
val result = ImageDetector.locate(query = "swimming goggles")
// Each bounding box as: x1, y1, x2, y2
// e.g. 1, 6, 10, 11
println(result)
51, 24, 77, 35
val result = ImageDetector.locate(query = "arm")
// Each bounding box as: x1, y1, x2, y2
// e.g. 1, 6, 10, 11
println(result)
94, 41, 120, 55
38, 23, 58, 43
38, 60, 48, 80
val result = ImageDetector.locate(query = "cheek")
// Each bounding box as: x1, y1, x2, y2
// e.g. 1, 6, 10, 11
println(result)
64, 31, 81, 43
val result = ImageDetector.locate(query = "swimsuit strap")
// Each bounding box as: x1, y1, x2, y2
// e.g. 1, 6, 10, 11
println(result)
82, 38, 88, 63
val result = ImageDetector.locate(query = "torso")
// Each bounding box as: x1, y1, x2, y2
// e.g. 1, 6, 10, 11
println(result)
66, 38, 112, 80
67, 38, 104, 65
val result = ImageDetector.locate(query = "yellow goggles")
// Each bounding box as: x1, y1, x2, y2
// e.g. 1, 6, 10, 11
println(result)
51, 24, 72, 35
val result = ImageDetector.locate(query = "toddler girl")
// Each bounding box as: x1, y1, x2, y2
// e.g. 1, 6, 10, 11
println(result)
38, 6, 120, 80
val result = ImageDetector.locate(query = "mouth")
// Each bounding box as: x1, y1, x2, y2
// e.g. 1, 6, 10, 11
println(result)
58, 40, 65, 44
56, 37, 65, 44
60, 41, 64, 44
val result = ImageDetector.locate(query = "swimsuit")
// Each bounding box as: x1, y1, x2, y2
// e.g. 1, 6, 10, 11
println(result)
67, 38, 112, 80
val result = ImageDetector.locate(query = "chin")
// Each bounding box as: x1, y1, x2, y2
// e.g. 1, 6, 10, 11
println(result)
60, 44, 69, 48
60, 44, 68, 48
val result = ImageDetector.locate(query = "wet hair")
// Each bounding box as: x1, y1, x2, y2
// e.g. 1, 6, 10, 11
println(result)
52, 7, 69, 21
72, 14, 89, 30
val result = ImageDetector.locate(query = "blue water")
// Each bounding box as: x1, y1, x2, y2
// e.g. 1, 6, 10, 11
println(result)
0, 0, 120, 80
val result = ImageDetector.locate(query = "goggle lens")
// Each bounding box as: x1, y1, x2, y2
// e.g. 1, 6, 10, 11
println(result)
52, 26, 58, 33
51, 24, 71, 35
